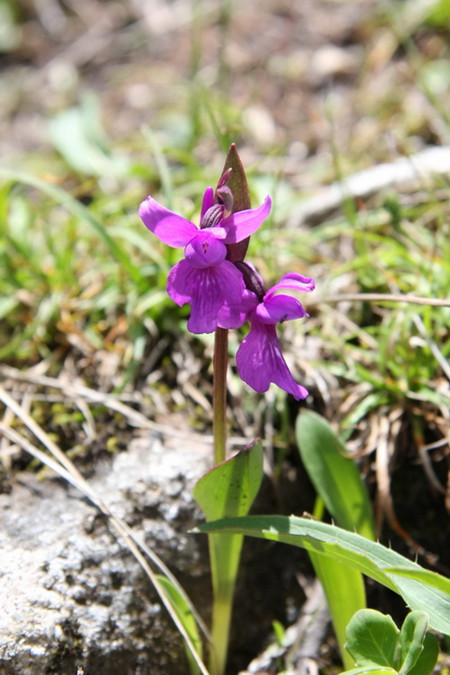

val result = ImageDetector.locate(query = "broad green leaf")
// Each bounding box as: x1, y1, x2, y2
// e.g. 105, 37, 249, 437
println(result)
309, 549, 364, 669
193, 440, 263, 522
398, 611, 428, 675
195, 515, 450, 635
194, 440, 262, 596
0, 296, 18, 320
296, 411, 373, 668
345, 609, 400, 668
296, 410, 375, 540
404, 632, 439, 675
385, 567, 450, 596
426, 0, 450, 28
193, 441, 264, 675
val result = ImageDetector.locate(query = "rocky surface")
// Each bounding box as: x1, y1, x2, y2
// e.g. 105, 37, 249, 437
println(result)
0, 433, 212, 674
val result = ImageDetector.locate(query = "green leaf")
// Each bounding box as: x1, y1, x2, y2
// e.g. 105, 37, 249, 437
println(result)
194, 440, 262, 593
398, 611, 428, 674
156, 575, 203, 675
296, 411, 374, 668
272, 620, 286, 646
345, 609, 400, 668
425, 0, 450, 28
296, 410, 375, 540
193, 440, 263, 521
195, 515, 450, 635
193, 441, 264, 675
404, 632, 439, 675
385, 566, 450, 596
309, 549, 365, 669
344, 610, 439, 675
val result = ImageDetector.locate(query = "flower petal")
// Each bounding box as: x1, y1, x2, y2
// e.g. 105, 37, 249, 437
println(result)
167, 259, 245, 334
264, 272, 315, 300
139, 197, 198, 247
256, 294, 307, 324
185, 232, 227, 268
236, 321, 309, 400
221, 196, 272, 244
217, 288, 258, 329
200, 187, 215, 221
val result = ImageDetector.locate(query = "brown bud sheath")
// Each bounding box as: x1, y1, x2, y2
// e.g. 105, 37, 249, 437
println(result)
218, 143, 252, 263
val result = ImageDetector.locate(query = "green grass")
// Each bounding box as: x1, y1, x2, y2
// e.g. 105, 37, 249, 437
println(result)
1, 111, 449, 409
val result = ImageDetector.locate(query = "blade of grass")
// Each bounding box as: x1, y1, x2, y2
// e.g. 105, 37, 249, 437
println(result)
0, 167, 143, 285
140, 126, 174, 209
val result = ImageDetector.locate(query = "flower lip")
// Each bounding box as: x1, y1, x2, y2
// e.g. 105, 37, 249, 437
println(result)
236, 321, 309, 400
167, 257, 246, 334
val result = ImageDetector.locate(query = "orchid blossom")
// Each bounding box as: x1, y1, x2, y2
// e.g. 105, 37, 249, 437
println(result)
219, 268, 315, 400
139, 186, 271, 334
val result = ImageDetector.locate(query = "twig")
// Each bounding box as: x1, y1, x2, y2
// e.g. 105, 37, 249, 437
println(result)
287, 145, 450, 227
308, 292, 450, 308
0, 364, 251, 447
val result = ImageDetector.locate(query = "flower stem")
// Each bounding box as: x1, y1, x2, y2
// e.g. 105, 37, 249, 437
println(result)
213, 327, 228, 466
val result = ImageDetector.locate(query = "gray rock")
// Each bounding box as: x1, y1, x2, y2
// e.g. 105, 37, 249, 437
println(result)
0, 433, 212, 675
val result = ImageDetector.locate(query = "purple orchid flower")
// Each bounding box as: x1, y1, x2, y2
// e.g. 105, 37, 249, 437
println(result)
138, 188, 271, 334
219, 269, 315, 400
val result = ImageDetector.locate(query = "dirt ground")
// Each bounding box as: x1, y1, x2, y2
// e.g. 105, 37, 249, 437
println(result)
4, 0, 447, 173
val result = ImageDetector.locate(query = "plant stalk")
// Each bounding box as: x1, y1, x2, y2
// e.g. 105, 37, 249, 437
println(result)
212, 327, 228, 466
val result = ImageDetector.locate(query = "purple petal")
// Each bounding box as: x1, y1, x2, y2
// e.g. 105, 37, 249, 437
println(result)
139, 197, 198, 247
167, 259, 245, 334
221, 196, 272, 244
202, 226, 227, 240
200, 187, 215, 221
264, 273, 315, 300
217, 288, 258, 329
184, 232, 227, 268
256, 294, 307, 324
236, 321, 309, 400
